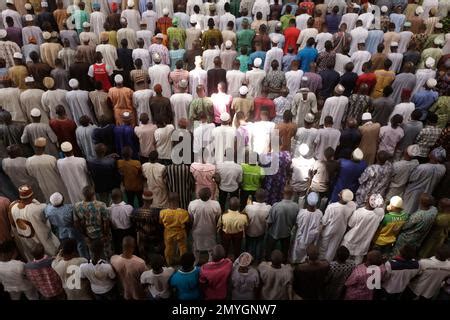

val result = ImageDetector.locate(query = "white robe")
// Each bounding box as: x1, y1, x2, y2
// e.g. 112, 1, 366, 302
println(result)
315, 33, 333, 53
20, 89, 48, 124
334, 53, 351, 76
148, 64, 171, 98
22, 26, 44, 46
25, 154, 70, 203
398, 31, 413, 54
226, 70, 246, 98
291, 209, 323, 263
389, 102, 415, 123
10, 201, 59, 262
90, 11, 106, 36
96, 44, 118, 70
121, 9, 141, 32
285, 70, 304, 101
170, 93, 193, 129
202, 49, 221, 71
350, 50, 372, 75
245, 68, 266, 98
117, 27, 138, 49
319, 201, 356, 262
387, 52, 403, 74
136, 30, 154, 49
76, 125, 98, 161
133, 89, 154, 120
250, 121, 275, 155
297, 28, 318, 50
341, 207, 384, 257
66, 90, 96, 126
41, 89, 71, 120
188, 199, 221, 252
57, 156, 91, 204
412, 69, 436, 97
141, 9, 157, 34
155, 0, 174, 17
349, 27, 369, 55
319, 96, 349, 130
0, 87, 26, 122
340, 13, 358, 31
296, 13, 312, 31
314, 127, 341, 160
132, 48, 151, 71
212, 125, 236, 164
189, 68, 208, 99
263, 47, 283, 73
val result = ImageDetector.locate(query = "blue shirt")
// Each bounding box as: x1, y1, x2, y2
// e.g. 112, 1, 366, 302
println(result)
366, 30, 384, 54
296, 46, 318, 72
113, 125, 139, 159
331, 159, 367, 203
45, 204, 77, 240
170, 267, 201, 300
169, 49, 186, 71
325, 14, 342, 34
411, 90, 439, 120
249, 50, 266, 69
282, 53, 296, 71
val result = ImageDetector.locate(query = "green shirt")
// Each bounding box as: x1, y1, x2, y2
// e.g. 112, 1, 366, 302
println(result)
241, 163, 264, 191
237, 55, 250, 72
375, 211, 408, 246
280, 14, 295, 31
167, 27, 186, 50
237, 29, 255, 52
430, 96, 450, 128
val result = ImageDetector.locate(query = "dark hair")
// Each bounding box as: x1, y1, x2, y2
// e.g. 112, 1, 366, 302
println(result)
411, 109, 422, 121
427, 112, 438, 124
336, 246, 350, 262
180, 252, 195, 269
199, 187, 211, 201
61, 238, 78, 256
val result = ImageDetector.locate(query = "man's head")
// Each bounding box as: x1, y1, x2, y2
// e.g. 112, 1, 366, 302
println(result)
213, 56, 222, 68
306, 245, 319, 262
122, 236, 136, 255
324, 115, 333, 127
61, 238, 78, 259
31, 243, 45, 260
211, 245, 225, 262
180, 252, 195, 270
270, 250, 283, 267
399, 244, 416, 260
199, 187, 211, 201
82, 185, 95, 201
229, 197, 240, 211
111, 188, 123, 204
435, 244, 450, 262
366, 250, 383, 266
150, 254, 165, 272
336, 246, 350, 263
383, 85, 393, 97
254, 189, 266, 203
94, 143, 107, 158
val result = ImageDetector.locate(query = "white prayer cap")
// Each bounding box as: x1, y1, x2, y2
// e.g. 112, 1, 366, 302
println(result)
121, 111, 131, 120
387, 196, 403, 211
404, 21, 412, 27
369, 194, 384, 208
352, 148, 364, 161
60, 142, 73, 152
407, 144, 420, 157
434, 37, 444, 45
301, 76, 309, 82
361, 112, 372, 121
34, 137, 46, 147
299, 143, 309, 157
381, 5, 388, 13
225, 40, 232, 49
49, 192, 64, 206
41, 1, 48, 7
114, 74, 124, 84
163, 8, 169, 15
190, 16, 197, 24
25, 14, 33, 22
341, 189, 354, 203
220, 112, 230, 122
415, 6, 424, 15
352, 3, 360, 9
237, 252, 253, 267
30, 108, 41, 117
6, 0, 14, 4
300, 87, 310, 93
152, 53, 162, 63
239, 86, 249, 95
276, 22, 282, 28
254, 58, 262, 67
42, 31, 51, 40
25, 76, 35, 83
426, 78, 437, 88
271, 35, 280, 44
0, 30, 7, 39
13, 52, 23, 59
390, 41, 398, 47
69, 78, 79, 89
334, 84, 345, 94
304, 113, 315, 123
155, 33, 164, 39
307, 192, 319, 206
435, 22, 443, 29
194, 56, 202, 64
127, 0, 135, 7
83, 22, 91, 28
179, 79, 188, 89
51, 31, 58, 38
25, 3, 32, 10
425, 57, 435, 68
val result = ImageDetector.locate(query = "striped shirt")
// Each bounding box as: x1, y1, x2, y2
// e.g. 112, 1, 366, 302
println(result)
166, 164, 195, 210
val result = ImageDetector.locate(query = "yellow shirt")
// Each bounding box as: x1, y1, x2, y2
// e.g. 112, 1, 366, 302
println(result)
218, 210, 248, 234
159, 208, 189, 232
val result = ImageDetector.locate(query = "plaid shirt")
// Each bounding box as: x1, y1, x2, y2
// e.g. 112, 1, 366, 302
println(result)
415, 125, 442, 158
24, 256, 63, 298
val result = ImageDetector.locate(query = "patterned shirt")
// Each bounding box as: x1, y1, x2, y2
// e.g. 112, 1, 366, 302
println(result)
131, 207, 163, 242
317, 51, 337, 73
24, 256, 63, 298
324, 261, 356, 300
344, 94, 371, 123
415, 125, 442, 158
73, 200, 109, 240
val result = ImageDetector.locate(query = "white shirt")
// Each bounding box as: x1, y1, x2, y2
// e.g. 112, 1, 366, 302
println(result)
133, 89, 154, 120
226, 70, 246, 98
244, 202, 271, 237
245, 68, 266, 98
334, 53, 351, 76
251, 121, 275, 154
193, 122, 215, 155
108, 201, 133, 230
141, 9, 157, 33
319, 96, 349, 129
285, 69, 304, 100
155, 124, 175, 160
140, 267, 175, 299
219, 12, 236, 31
202, 49, 221, 71
189, 68, 208, 98
296, 13, 312, 31
408, 257, 450, 299
340, 13, 359, 31
215, 161, 243, 192
90, 11, 106, 35
263, 47, 284, 73
57, 156, 90, 204
121, 9, 141, 31
132, 48, 151, 71
350, 50, 372, 75
80, 260, 116, 294
387, 52, 403, 74
297, 27, 318, 50
315, 32, 333, 53
148, 64, 171, 98
349, 26, 369, 55
212, 125, 236, 164
389, 102, 415, 123
383, 260, 420, 294
170, 93, 194, 129
0, 260, 34, 292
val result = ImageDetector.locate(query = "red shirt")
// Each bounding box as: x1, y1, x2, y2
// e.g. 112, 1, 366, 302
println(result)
253, 97, 276, 121
298, 2, 315, 15
199, 258, 232, 300
93, 63, 112, 91
355, 72, 377, 94
284, 27, 300, 54
24, 256, 64, 298
157, 17, 172, 35
49, 118, 82, 155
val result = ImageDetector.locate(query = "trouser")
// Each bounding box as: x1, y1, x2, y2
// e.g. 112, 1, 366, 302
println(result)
112, 228, 136, 254
221, 231, 243, 259
164, 230, 188, 266
94, 285, 119, 301
86, 236, 113, 261
126, 190, 143, 208
240, 190, 256, 211
219, 188, 239, 212
265, 234, 290, 262
245, 234, 265, 263
138, 233, 165, 263
8, 289, 39, 300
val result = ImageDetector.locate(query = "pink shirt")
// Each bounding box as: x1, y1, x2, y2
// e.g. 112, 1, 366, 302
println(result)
110, 255, 148, 300
211, 92, 233, 124
199, 258, 233, 300
344, 264, 386, 300
190, 162, 217, 199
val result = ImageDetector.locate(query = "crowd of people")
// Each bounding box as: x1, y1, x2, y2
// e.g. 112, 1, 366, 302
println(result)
0, 0, 450, 301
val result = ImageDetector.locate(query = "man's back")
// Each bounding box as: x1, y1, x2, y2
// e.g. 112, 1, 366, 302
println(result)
267, 199, 298, 239
110, 254, 147, 300
199, 258, 233, 300
293, 261, 330, 299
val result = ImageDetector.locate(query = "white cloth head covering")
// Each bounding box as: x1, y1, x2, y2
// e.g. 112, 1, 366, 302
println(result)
254, 58, 262, 67
69, 78, 79, 89
387, 196, 403, 210
239, 86, 248, 95
82, 22, 90, 28
25, 3, 32, 10
179, 79, 188, 89
25, 76, 35, 83
152, 53, 161, 63
304, 113, 315, 123
407, 144, 420, 157
225, 40, 232, 49
25, 14, 33, 22
220, 112, 230, 122
163, 8, 169, 15
299, 143, 310, 156
0, 30, 7, 39
381, 5, 388, 13
361, 112, 372, 121
425, 57, 436, 68
41, 1, 48, 7
341, 189, 354, 203
307, 192, 319, 206
334, 84, 345, 94
42, 31, 51, 40
271, 35, 279, 44
49, 192, 63, 206
114, 74, 124, 83
61, 142, 73, 152
435, 22, 443, 29
127, 0, 134, 7
13, 52, 23, 59
352, 148, 364, 160
30, 108, 41, 117
390, 41, 398, 47
415, 6, 424, 15
369, 194, 384, 208
426, 78, 437, 88
236, 252, 253, 267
